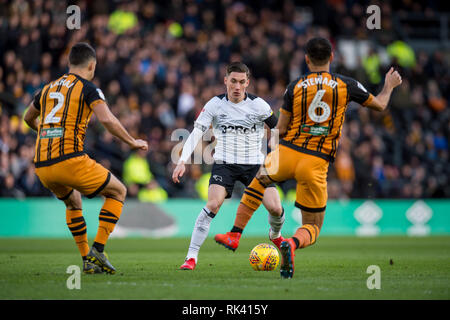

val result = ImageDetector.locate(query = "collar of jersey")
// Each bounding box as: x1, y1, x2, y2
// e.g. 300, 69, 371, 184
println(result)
225, 93, 248, 105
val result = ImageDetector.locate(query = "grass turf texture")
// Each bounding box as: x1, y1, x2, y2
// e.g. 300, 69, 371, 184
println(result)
0, 236, 449, 300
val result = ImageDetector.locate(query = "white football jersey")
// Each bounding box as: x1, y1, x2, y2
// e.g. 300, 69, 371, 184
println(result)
195, 93, 273, 164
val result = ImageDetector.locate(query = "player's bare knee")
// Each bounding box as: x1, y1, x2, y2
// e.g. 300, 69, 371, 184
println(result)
206, 198, 222, 214
267, 203, 283, 217
64, 199, 79, 210
118, 182, 127, 199
101, 182, 127, 202
64, 191, 81, 210
112, 183, 127, 202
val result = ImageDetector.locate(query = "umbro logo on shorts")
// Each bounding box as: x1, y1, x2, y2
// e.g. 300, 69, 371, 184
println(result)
213, 175, 223, 182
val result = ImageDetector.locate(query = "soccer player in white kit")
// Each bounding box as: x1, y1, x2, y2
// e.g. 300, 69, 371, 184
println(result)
172, 62, 286, 270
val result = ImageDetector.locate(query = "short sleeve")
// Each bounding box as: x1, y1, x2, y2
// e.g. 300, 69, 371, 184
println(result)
194, 98, 216, 131
281, 80, 295, 114
346, 78, 374, 106
257, 97, 273, 121
255, 97, 277, 128
32, 89, 42, 110
82, 81, 106, 108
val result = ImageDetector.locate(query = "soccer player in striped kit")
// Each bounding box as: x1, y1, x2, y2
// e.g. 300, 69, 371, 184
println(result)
24, 43, 148, 274
217, 38, 402, 278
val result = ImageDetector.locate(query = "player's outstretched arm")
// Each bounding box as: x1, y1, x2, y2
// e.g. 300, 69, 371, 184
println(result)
366, 67, 402, 112
93, 102, 148, 151
172, 126, 205, 183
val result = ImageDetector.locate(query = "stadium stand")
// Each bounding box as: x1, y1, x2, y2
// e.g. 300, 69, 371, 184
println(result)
0, 0, 448, 200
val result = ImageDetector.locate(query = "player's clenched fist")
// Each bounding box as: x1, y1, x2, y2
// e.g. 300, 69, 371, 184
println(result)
131, 139, 148, 151
385, 67, 402, 89
172, 162, 186, 183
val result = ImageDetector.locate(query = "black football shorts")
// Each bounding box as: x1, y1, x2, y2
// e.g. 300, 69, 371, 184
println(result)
209, 162, 275, 199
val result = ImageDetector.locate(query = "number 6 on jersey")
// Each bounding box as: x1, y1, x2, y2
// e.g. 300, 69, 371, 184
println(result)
308, 89, 330, 123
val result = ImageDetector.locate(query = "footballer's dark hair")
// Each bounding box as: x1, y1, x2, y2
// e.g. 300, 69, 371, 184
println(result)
305, 37, 332, 66
226, 61, 250, 78
69, 42, 96, 66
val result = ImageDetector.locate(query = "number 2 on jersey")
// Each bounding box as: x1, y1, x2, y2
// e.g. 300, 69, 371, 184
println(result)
307, 89, 330, 123
44, 92, 65, 124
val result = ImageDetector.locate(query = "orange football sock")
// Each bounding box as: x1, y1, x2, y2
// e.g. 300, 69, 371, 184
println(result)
233, 203, 255, 230
66, 209, 89, 258
234, 178, 267, 230
241, 178, 266, 211
292, 224, 320, 249
94, 197, 123, 250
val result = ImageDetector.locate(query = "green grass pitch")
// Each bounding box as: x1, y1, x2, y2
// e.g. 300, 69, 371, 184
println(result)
0, 236, 449, 300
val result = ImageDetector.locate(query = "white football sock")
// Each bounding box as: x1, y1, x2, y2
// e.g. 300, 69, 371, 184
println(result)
186, 207, 215, 262
269, 208, 285, 239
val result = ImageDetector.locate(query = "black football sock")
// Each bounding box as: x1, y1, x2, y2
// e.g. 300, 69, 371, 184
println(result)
292, 237, 300, 249
93, 241, 105, 253
230, 226, 243, 234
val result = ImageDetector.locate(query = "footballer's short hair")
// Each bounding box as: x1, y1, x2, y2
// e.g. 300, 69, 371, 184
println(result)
226, 61, 250, 78
305, 37, 332, 66
69, 42, 96, 66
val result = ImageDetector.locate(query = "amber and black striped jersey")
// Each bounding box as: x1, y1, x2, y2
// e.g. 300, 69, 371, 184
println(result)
279, 71, 374, 162
32, 73, 106, 167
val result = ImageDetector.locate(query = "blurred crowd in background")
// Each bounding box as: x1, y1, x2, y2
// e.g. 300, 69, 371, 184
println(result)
0, 0, 449, 201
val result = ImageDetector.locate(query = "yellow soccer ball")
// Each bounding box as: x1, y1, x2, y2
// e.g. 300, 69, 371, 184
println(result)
249, 243, 279, 271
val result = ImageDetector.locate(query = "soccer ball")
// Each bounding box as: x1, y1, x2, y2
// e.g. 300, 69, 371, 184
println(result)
249, 243, 279, 271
